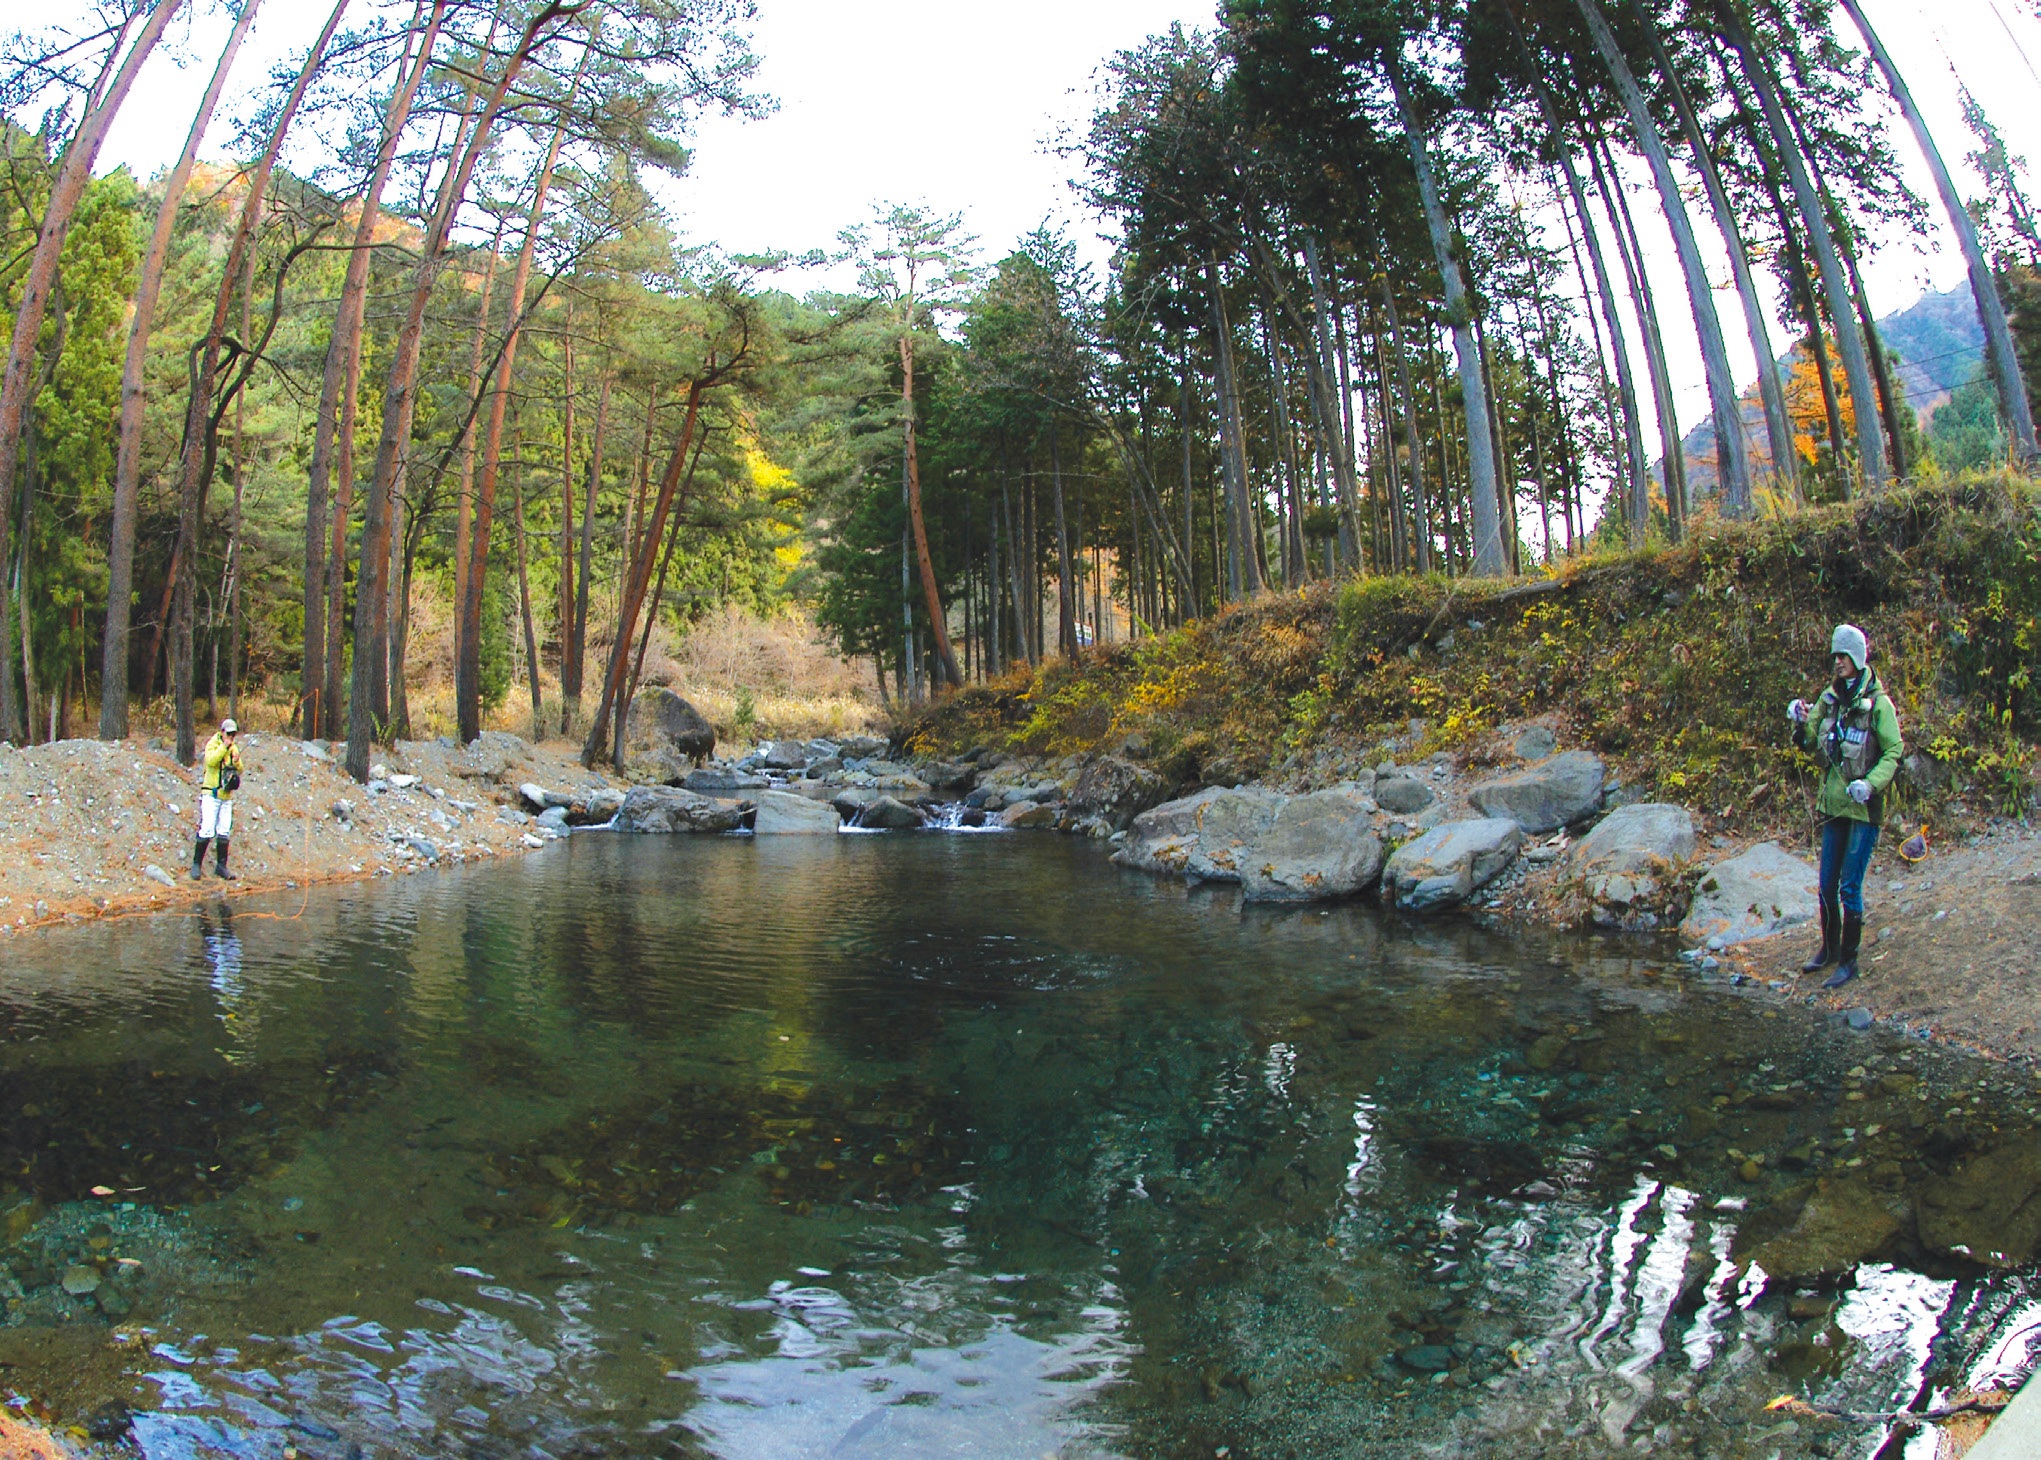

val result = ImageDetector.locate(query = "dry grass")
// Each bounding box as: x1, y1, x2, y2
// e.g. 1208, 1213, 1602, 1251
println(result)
87, 600, 886, 754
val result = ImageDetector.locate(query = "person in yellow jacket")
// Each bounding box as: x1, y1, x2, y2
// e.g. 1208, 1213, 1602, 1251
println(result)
193, 718, 244, 880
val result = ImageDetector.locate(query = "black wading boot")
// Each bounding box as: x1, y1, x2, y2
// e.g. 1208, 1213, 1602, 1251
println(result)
191, 836, 211, 880
1800, 900, 1840, 974
1823, 912, 1863, 989
213, 837, 236, 880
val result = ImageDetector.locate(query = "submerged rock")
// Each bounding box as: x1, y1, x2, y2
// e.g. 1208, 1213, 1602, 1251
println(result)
613, 786, 744, 834
1916, 1143, 2041, 1268
752, 789, 842, 834
1680, 842, 1817, 947
1239, 787, 1384, 903
1381, 818, 1522, 911
1467, 750, 1605, 834
1749, 1177, 1905, 1281
1113, 786, 1286, 882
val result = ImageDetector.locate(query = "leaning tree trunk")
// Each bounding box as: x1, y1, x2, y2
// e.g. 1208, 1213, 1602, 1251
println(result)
303, 1, 438, 741
349, 1, 577, 783
1379, 277, 1434, 573
1837, 0, 2037, 460
1575, 0, 1750, 516
564, 372, 608, 733
0, 0, 182, 742
1385, 48, 1503, 575
1628, 0, 1792, 489
1725, 10, 1888, 491
170, 0, 344, 763
900, 332, 963, 685
101, 0, 259, 741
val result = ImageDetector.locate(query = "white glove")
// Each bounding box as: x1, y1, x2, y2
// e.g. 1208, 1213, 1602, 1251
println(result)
1847, 779, 1872, 804
1786, 698, 1809, 724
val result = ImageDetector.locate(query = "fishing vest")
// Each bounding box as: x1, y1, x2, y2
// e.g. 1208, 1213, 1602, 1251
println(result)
1818, 677, 1886, 782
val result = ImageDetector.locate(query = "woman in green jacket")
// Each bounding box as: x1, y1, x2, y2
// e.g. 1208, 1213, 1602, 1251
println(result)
1787, 624, 1903, 988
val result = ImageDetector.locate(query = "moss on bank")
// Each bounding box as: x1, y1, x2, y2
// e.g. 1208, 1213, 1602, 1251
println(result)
908, 477, 2041, 839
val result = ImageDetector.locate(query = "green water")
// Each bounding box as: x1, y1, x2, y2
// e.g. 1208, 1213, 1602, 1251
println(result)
0, 831, 2034, 1458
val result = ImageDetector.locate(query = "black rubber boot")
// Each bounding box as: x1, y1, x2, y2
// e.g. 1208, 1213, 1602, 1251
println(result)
191, 836, 211, 880
1800, 900, 1840, 974
1823, 912, 1863, 989
213, 837, 236, 880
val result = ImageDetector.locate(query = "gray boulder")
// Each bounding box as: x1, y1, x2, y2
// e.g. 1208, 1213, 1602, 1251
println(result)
752, 789, 842, 834
1382, 817, 1523, 911
1513, 725, 1558, 761
621, 689, 717, 783
1239, 787, 1385, 903
830, 787, 879, 820
760, 739, 810, 771
614, 786, 745, 834
1565, 803, 1696, 927
1114, 786, 1286, 882
856, 795, 926, 830
1467, 749, 1605, 834
838, 734, 889, 759
580, 787, 627, 824
999, 800, 1059, 829
1065, 754, 1170, 831
1374, 774, 1434, 815
1680, 841, 1817, 947
683, 764, 768, 795
918, 761, 978, 793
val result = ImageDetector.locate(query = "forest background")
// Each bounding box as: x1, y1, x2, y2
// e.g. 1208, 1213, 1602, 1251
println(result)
4, 0, 2041, 787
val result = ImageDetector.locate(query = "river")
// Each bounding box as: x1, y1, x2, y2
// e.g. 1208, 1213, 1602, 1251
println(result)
0, 830, 2034, 1457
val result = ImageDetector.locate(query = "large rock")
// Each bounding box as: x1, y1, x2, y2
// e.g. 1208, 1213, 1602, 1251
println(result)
1916, 1143, 2041, 1269
752, 789, 841, 834
1467, 750, 1605, 834
1113, 786, 1286, 883
855, 795, 925, 830
1373, 774, 1434, 815
1381, 818, 1522, 911
1749, 1177, 1906, 1281
621, 690, 717, 784
1239, 787, 1385, 903
760, 740, 811, 771
1679, 841, 1818, 947
683, 765, 768, 795
1065, 755, 1170, 831
1565, 803, 1697, 928
838, 734, 889, 759
918, 761, 978, 793
614, 786, 744, 834
999, 800, 1059, 829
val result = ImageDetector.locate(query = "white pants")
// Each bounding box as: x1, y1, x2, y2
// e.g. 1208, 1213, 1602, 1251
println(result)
198, 792, 235, 840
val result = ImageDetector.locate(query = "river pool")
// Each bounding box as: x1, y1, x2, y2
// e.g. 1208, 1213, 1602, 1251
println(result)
0, 830, 2035, 1458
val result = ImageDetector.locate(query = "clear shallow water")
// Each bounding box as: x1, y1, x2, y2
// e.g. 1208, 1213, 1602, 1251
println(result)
0, 832, 2035, 1458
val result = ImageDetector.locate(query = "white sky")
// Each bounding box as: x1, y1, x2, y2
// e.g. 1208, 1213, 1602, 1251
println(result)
23, 0, 2041, 430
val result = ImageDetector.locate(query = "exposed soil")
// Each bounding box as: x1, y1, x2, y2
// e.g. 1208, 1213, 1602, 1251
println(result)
0, 731, 616, 936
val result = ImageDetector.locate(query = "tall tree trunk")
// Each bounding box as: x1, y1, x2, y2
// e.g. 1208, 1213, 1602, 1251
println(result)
1837, 0, 2037, 459
899, 333, 962, 685
513, 442, 542, 735
564, 372, 608, 730
1725, 12, 1888, 489
101, 0, 259, 741
1575, 0, 1750, 514
556, 317, 576, 727
1627, 0, 1792, 488
1380, 278, 1434, 573
1050, 423, 1076, 655
1385, 47, 1504, 574
170, 0, 345, 763
1588, 128, 1686, 536
457, 60, 582, 743
1551, 154, 1643, 540
582, 376, 709, 767
350, 2, 576, 783
0, 0, 183, 742
304, 2, 438, 741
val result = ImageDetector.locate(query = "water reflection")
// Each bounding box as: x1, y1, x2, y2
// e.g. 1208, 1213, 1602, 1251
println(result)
0, 832, 2033, 1458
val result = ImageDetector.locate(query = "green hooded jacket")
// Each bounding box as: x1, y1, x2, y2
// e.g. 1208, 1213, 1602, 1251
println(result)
1792, 667, 1903, 824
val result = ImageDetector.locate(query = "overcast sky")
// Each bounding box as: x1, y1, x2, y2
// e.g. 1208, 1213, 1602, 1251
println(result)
21, 0, 2041, 425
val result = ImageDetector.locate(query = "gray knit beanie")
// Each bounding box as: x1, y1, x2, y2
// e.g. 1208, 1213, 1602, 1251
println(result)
1831, 623, 1868, 673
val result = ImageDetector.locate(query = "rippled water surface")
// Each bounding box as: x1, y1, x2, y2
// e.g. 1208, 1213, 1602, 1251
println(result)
0, 831, 2036, 1458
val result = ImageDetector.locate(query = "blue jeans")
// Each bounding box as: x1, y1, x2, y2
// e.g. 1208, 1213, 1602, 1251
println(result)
1818, 816, 1880, 917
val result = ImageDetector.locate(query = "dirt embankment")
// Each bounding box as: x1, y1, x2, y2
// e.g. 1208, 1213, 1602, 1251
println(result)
0, 731, 614, 935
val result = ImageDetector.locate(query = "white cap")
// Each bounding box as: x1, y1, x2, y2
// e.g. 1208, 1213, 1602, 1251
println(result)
221, 718, 238, 734
1830, 624, 1868, 672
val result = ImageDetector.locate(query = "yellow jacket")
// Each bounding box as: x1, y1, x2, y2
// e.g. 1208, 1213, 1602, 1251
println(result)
201, 734, 242, 797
